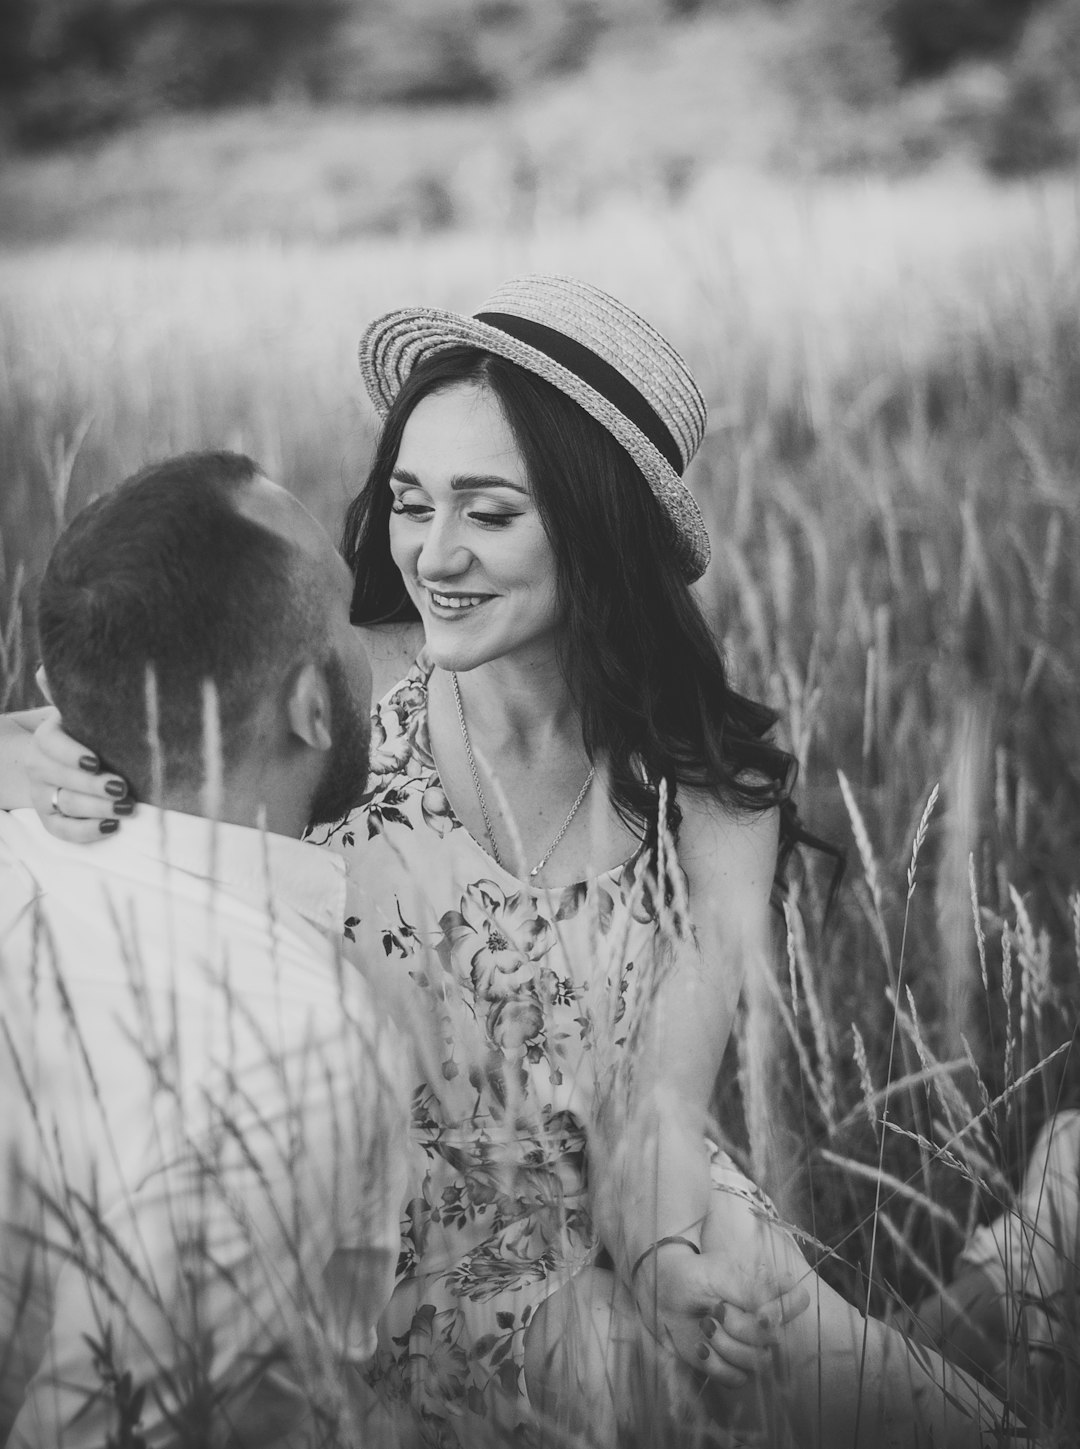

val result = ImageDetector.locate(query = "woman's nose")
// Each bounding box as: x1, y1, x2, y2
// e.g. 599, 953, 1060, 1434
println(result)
417, 512, 469, 580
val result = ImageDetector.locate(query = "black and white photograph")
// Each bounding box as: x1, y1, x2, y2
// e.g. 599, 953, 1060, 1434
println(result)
1, 2, 1078, 1444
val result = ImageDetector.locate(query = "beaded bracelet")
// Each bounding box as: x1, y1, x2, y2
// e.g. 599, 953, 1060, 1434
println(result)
630, 1234, 701, 1285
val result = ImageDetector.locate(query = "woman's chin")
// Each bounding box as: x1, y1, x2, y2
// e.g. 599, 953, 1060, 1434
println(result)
422, 636, 490, 674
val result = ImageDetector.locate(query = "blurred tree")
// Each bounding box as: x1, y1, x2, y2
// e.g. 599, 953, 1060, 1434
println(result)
983, 0, 1080, 170
2, 0, 354, 143
886, 0, 1036, 78
0, 0, 607, 144
793, 0, 900, 110
6, 0, 1071, 172
1, 0, 139, 140
0, 0, 39, 88
326, 0, 604, 105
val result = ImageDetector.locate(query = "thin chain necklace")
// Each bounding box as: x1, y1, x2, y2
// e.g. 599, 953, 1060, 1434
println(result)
450, 671, 595, 880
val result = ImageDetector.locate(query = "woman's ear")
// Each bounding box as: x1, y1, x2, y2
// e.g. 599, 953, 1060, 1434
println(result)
285, 661, 333, 753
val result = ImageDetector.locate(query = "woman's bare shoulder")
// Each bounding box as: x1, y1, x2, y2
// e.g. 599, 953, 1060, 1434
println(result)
358, 622, 425, 700
671, 793, 779, 960
676, 785, 780, 889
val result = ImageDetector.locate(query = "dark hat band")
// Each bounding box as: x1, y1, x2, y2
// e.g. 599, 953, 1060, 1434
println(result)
474, 311, 684, 475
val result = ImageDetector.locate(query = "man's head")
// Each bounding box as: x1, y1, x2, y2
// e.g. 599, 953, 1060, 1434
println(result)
38, 451, 371, 835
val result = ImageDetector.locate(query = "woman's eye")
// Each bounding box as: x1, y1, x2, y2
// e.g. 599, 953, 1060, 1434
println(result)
470, 511, 517, 528
390, 500, 430, 518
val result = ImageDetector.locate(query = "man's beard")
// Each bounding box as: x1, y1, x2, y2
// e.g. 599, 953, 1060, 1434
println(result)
307, 653, 372, 828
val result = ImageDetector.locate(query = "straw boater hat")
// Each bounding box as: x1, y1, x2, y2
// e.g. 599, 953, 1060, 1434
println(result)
359, 274, 711, 581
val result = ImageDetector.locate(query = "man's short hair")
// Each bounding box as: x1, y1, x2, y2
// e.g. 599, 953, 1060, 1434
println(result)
38, 451, 322, 799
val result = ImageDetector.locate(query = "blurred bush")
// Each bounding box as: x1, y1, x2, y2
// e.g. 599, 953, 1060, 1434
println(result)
3, 0, 1079, 182
886, 0, 1035, 77
786, 0, 901, 113
982, 0, 1080, 171
4, 0, 347, 143
0, 0, 608, 147
787, 0, 1035, 107
322, 0, 604, 105
782, 0, 1080, 176
661, 0, 1035, 72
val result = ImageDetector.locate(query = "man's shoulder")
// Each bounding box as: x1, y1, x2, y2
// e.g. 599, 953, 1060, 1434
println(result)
0, 807, 60, 884
0, 810, 43, 935
0, 808, 338, 984
0, 805, 48, 846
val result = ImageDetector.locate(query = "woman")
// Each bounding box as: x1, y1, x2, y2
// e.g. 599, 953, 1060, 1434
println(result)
3, 277, 1016, 1448
314, 275, 815, 1445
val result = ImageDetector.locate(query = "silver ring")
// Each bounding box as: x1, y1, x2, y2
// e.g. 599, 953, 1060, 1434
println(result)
50, 786, 63, 817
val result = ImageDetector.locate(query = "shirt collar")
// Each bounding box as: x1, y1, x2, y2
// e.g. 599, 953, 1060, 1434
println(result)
10, 806, 347, 941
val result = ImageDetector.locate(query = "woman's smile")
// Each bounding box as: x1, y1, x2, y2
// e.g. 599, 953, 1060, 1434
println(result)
424, 588, 496, 615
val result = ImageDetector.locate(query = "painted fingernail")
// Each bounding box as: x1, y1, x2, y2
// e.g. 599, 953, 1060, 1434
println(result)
701, 1317, 717, 1339
78, 754, 100, 773
104, 779, 127, 799
712, 1301, 727, 1327
99, 819, 119, 835
696, 1343, 710, 1361
113, 800, 134, 816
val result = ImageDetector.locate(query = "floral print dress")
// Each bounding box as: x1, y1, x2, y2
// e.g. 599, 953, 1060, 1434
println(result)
310, 656, 758, 1445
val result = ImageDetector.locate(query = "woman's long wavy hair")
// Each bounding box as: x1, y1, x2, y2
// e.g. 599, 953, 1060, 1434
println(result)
344, 347, 836, 887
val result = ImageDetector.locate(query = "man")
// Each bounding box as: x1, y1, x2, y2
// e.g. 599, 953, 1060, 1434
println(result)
0, 452, 405, 1447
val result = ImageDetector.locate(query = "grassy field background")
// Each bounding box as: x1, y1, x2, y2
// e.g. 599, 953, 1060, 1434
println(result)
4, 78, 1080, 1436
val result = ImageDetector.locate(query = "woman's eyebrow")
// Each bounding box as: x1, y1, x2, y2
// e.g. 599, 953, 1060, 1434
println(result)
450, 474, 528, 495
391, 467, 527, 495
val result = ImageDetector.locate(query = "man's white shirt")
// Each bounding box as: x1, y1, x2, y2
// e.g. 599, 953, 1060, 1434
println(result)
0, 807, 405, 1447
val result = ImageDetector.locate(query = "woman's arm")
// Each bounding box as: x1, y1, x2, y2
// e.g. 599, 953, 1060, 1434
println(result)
0, 708, 128, 840
593, 796, 807, 1383
588, 797, 1016, 1443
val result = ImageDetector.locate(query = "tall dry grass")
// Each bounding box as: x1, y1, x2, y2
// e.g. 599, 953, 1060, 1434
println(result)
2, 165, 1080, 1442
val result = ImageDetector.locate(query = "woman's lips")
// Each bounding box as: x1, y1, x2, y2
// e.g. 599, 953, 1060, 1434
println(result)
424, 587, 494, 615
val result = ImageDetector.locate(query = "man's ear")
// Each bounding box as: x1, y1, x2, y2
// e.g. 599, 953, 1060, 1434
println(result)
36, 664, 54, 706
285, 661, 333, 753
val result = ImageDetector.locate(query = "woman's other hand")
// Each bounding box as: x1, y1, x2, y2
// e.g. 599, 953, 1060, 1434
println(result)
633, 1240, 810, 1388
28, 709, 132, 841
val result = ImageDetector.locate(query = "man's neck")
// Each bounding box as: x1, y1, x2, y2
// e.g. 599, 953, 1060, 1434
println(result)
147, 786, 306, 841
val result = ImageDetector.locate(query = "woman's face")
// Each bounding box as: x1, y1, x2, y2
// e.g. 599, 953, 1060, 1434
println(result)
388, 382, 561, 674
